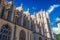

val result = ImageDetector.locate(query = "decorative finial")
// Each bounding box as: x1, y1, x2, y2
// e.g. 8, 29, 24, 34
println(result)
20, 3, 23, 8
40, 9, 43, 11
33, 12, 36, 15
27, 8, 29, 12
12, 0, 14, 5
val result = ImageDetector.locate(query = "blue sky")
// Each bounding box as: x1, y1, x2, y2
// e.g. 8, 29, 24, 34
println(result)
7, 0, 60, 28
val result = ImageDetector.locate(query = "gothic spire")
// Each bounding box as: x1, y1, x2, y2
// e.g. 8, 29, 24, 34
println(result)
27, 8, 29, 12
12, 0, 14, 6
33, 12, 36, 16
20, 3, 23, 8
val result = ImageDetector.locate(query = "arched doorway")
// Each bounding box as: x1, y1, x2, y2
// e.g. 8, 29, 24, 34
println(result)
19, 30, 26, 40
39, 37, 42, 40
0, 24, 11, 40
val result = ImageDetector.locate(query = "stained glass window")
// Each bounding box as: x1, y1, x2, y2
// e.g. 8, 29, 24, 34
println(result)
0, 24, 11, 40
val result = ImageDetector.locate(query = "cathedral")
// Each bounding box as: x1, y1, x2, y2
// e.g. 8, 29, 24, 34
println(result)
0, 0, 55, 40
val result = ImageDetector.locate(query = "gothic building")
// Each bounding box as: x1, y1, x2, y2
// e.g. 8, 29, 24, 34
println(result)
0, 0, 54, 40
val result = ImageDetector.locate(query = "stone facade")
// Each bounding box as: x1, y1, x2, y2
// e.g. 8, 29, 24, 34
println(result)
0, 0, 54, 40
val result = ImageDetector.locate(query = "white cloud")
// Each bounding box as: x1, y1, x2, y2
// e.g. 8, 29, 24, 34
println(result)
56, 17, 60, 21
52, 17, 60, 34
52, 27, 60, 34
47, 4, 60, 13
53, 27, 58, 31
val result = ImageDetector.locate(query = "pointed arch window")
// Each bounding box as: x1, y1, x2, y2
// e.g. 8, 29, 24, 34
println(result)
31, 20, 34, 31
7, 9, 12, 21
1, 6, 5, 18
19, 30, 26, 40
0, 0, 1, 3
23, 14, 26, 27
18, 11, 22, 25
37, 24, 42, 34
0, 24, 11, 40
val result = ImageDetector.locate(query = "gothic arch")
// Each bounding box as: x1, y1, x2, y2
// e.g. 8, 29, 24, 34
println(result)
1, 6, 5, 18
1, 24, 11, 29
39, 37, 42, 40
0, 24, 12, 40
19, 30, 26, 40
